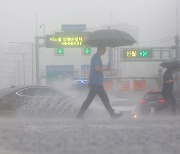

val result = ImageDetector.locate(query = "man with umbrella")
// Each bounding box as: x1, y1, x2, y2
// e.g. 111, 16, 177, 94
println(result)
76, 43, 123, 119
76, 29, 136, 119
156, 61, 179, 115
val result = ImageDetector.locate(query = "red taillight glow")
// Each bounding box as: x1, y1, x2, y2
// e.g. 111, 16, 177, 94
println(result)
140, 99, 146, 103
158, 99, 165, 103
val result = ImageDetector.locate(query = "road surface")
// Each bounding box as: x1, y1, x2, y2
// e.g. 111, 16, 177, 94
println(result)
0, 116, 180, 154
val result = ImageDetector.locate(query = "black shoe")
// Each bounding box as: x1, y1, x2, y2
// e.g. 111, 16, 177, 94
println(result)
111, 112, 123, 119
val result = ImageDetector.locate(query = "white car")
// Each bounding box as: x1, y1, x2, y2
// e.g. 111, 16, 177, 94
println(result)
111, 99, 138, 119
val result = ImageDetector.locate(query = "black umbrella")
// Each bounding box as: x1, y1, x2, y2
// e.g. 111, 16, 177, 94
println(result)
159, 60, 180, 70
85, 29, 136, 47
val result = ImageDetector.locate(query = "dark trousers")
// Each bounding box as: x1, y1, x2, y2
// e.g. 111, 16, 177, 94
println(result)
156, 94, 177, 114
77, 84, 115, 117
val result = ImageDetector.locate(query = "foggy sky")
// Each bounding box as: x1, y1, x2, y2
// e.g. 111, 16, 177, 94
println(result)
0, 0, 180, 48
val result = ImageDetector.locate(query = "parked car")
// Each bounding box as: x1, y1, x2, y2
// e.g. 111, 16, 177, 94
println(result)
111, 99, 138, 118
0, 85, 68, 113
140, 89, 180, 115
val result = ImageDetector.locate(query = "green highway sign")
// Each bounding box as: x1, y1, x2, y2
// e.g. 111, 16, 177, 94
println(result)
139, 50, 148, 57
122, 48, 152, 60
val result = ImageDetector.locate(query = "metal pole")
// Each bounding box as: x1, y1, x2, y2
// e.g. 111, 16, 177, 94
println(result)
18, 61, 21, 85
40, 24, 46, 46
14, 67, 16, 85
176, 8, 179, 37
176, 9, 180, 59
35, 36, 40, 85
44, 25, 46, 46
31, 44, 34, 85
175, 35, 180, 59
109, 12, 111, 29
10, 72, 13, 86
23, 54, 25, 85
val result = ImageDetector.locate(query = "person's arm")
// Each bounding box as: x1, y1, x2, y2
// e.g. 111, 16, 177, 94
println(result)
164, 71, 178, 84
165, 77, 178, 83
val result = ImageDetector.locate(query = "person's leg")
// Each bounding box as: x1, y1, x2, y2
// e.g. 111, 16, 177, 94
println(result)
76, 85, 97, 118
97, 85, 119, 118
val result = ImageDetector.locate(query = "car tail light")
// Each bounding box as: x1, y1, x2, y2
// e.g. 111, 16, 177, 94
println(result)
158, 99, 165, 103
140, 99, 146, 103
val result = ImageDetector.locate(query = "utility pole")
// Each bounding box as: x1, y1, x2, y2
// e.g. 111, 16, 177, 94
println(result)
40, 24, 46, 46
35, 35, 46, 85
175, 35, 180, 59
175, 8, 180, 88
17, 61, 21, 85
35, 36, 40, 85
22, 54, 25, 85
35, 23, 46, 86
176, 8, 180, 59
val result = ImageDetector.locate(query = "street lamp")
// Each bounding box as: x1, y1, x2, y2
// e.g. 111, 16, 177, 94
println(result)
34, 24, 46, 86
9, 42, 34, 85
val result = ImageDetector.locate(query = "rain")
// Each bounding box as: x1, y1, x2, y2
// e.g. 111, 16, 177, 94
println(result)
0, 0, 180, 154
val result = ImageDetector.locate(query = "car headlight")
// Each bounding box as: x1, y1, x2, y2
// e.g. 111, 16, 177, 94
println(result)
133, 115, 137, 118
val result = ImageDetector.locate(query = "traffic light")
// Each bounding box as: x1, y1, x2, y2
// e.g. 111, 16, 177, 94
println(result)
82, 47, 91, 56
55, 48, 64, 56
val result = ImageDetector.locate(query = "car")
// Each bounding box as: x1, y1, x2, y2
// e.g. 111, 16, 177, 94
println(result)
140, 89, 180, 115
0, 85, 68, 114
110, 98, 139, 119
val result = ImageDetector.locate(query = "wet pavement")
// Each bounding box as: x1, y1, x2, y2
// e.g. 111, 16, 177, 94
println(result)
0, 116, 180, 154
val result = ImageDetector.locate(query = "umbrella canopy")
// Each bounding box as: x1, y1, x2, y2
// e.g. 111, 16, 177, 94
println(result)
159, 60, 180, 70
85, 29, 136, 47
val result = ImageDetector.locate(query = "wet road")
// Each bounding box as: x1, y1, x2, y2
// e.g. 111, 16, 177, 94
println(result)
0, 116, 180, 154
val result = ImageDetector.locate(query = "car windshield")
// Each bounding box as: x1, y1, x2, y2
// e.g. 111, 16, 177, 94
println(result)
144, 92, 162, 99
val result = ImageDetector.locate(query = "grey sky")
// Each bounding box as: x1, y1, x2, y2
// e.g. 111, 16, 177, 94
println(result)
0, 0, 180, 47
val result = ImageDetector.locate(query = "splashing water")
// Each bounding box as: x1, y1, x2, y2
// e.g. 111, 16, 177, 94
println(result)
16, 93, 80, 119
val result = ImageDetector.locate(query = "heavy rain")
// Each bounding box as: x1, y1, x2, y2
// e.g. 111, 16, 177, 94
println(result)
0, 0, 180, 154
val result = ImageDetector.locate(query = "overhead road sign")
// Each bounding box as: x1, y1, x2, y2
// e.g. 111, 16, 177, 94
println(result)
46, 32, 91, 48
122, 48, 152, 60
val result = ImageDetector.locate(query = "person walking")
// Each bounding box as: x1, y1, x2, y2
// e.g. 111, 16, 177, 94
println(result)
156, 65, 177, 115
76, 44, 123, 119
